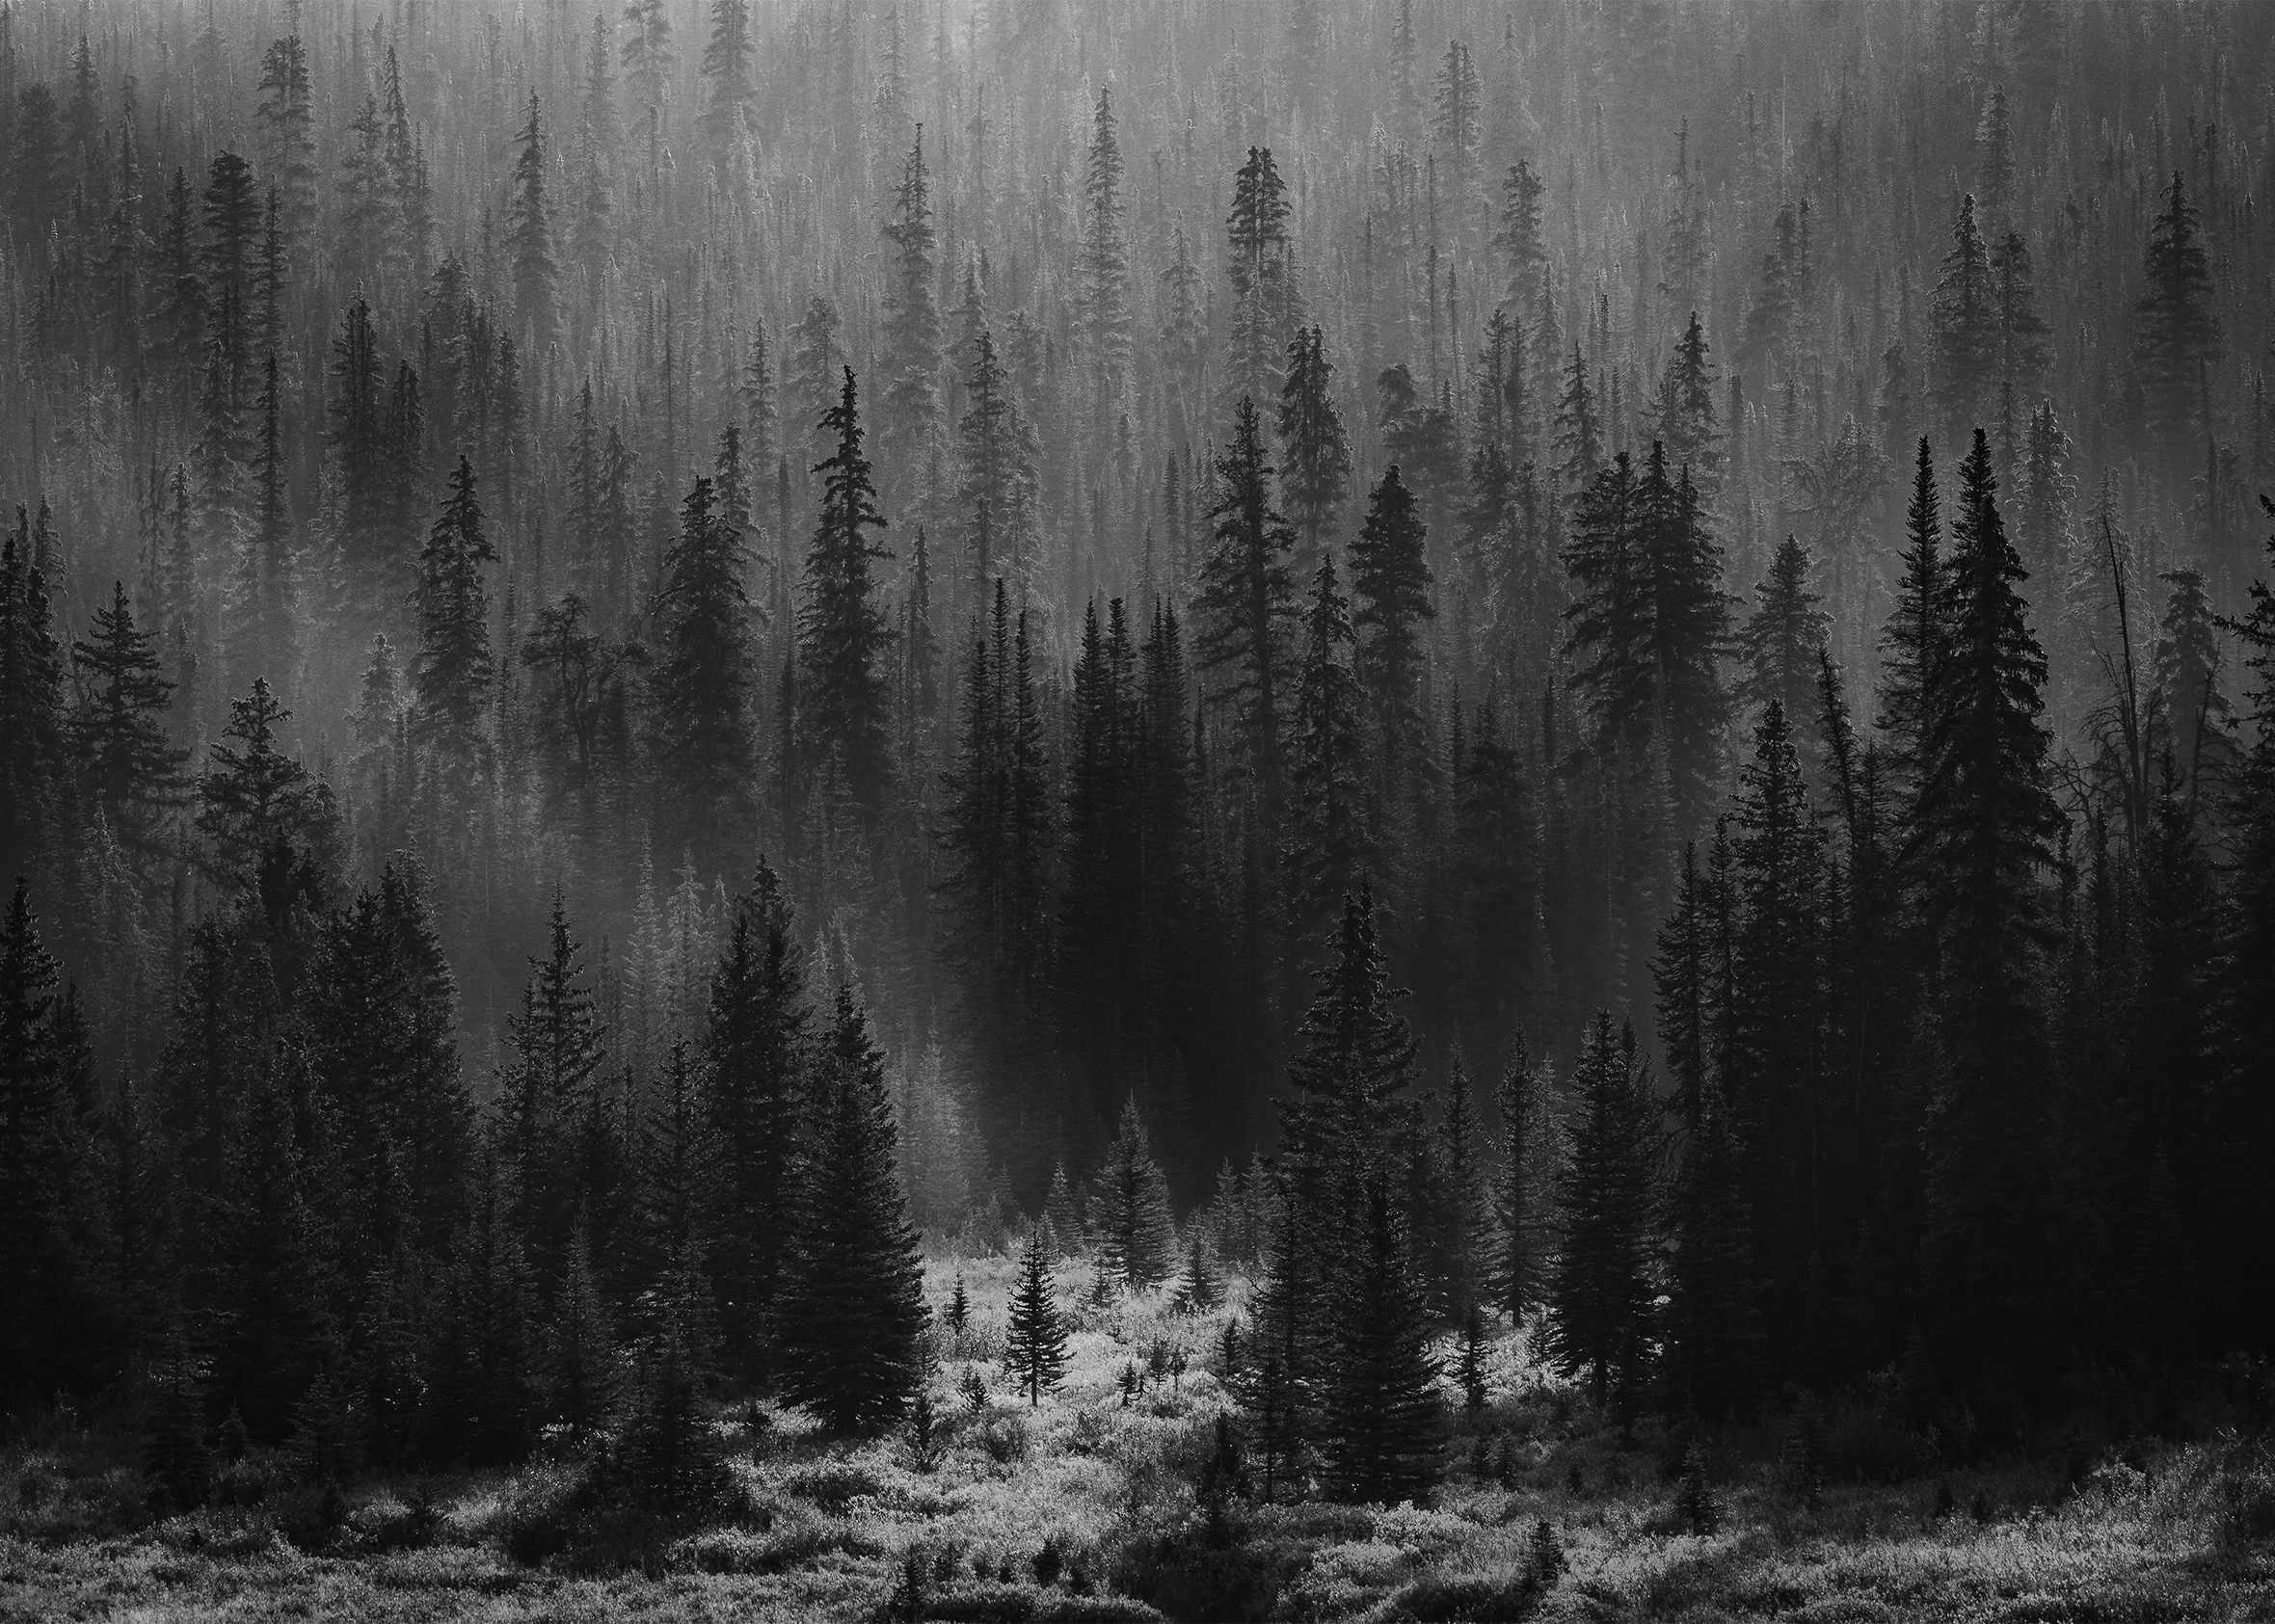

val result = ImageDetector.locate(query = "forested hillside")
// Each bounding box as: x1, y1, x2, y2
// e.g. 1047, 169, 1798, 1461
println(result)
4, 0, 2275, 1609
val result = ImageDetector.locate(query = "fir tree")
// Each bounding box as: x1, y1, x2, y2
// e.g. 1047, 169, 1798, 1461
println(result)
0, 521, 67, 878
254, 36, 318, 253
1661, 1080, 1762, 1421
1075, 87, 1133, 438
1004, 1226, 1071, 1406
1226, 146, 1296, 407
1489, 1038, 1542, 1325
1877, 440, 1946, 787
195, 679, 335, 908
776, 990, 926, 1433
1930, 195, 1998, 437
499, 896, 610, 1291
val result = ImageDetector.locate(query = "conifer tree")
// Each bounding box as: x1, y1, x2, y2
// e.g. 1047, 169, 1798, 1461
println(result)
1930, 195, 1998, 436
1661, 1078, 1761, 1420
2132, 172, 2220, 469
1279, 328, 1352, 555
1320, 1180, 1442, 1504
705, 859, 809, 1382
1545, 1014, 1654, 1417
499, 896, 610, 1291
1878, 440, 1946, 786
1489, 1038, 1541, 1324
1908, 430, 2073, 1379
0, 882, 117, 1405
1197, 398, 1298, 823
653, 474, 756, 860
212, 1052, 335, 1438
797, 368, 897, 823
411, 456, 495, 759
1076, 87, 1133, 439
420, 1157, 539, 1464
698, 0, 756, 147
1651, 312, 1722, 489
1226, 146, 1296, 407
1286, 551, 1373, 949
1735, 537, 1830, 728
196, 679, 335, 908
1350, 466, 1435, 826
776, 990, 926, 1433
1553, 346, 1603, 496
1004, 1226, 1071, 1406
0, 522, 67, 878
70, 582, 190, 852
254, 36, 318, 253
879, 128, 942, 486
1095, 1096, 1175, 1291
506, 93, 560, 350
232, 353, 296, 697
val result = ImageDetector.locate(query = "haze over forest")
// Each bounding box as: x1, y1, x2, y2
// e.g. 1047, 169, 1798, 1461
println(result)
3, 2, 2275, 1610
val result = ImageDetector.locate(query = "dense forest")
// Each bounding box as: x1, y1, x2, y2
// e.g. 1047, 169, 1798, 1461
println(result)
4, 0, 2275, 1605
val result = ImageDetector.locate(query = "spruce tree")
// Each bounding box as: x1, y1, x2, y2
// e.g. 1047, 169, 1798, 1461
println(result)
776, 989, 926, 1433
1076, 87, 1133, 439
879, 128, 942, 486
0, 520, 67, 878
195, 679, 335, 908
499, 895, 610, 1292
1488, 1038, 1543, 1326
698, 0, 756, 146
1004, 1226, 1071, 1406
1660, 1080, 1762, 1421
1930, 195, 1997, 436
1095, 1095, 1175, 1291
1877, 439, 1946, 787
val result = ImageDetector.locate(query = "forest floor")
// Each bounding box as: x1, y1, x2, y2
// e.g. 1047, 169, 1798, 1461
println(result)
5, 1251, 2275, 1622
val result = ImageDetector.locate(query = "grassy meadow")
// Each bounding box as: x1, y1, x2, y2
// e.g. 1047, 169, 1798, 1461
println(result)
5, 1247, 2274, 1622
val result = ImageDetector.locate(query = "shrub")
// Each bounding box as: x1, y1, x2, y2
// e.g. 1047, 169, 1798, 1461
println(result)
1379, 1568, 1542, 1622
781, 1457, 888, 1512
981, 1412, 1031, 1466
2214, 1436, 2275, 1549
685, 1517, 882, 1574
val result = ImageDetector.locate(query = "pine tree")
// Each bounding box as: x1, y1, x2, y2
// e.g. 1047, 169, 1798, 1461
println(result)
653, 474, 756, 860
1197, 398, 1298, 823
776, 990, 926, 1433
2132, 172, 2220, 469
411, 456, 495, 759
507, 94, 558, 349
797, 369, 897, 823
1279, 328, 1352, 554
1319, 1180, 1442, 1504
1544, 1014, 1654, 1417
70, 582, 189, 852
1004, 1226, 1071, 1406
1095, 1096, 1175, 1291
